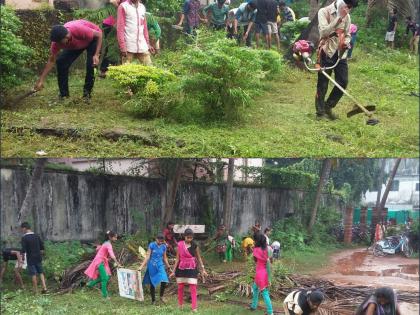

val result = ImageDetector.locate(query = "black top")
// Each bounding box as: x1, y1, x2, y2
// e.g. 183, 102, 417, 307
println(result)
255, 0, 271, 24
21, 233, 44, 265
406, 21, 417, 35
387, 15, 397, 32
295, 290, 312, 315
175, 242, 198, 279
267, 0, 278, 23
2, 248, 22, 261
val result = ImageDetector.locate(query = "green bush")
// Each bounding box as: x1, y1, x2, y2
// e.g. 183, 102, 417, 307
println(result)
181, 36, 282, 121
146, 0, 184, 16
43, 241, 94, 282
280, 20, 310, 45
261, 167, 317, 189
272, 218, 309, 251
125, 80, 182, 119
15, 9, 69, 70
311, 206, 341, 245
181, 40, 259, 120
108, 64, 178, 118
108, 64, 176, 93
0, 6, 33, 92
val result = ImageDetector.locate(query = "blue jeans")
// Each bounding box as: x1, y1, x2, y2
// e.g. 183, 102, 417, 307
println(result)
250, 282, 273, 314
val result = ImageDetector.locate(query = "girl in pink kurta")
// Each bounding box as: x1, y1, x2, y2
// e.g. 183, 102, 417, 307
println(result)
85, 231, 120, 298
170, 228, 208, 312
249, 233, 273, 315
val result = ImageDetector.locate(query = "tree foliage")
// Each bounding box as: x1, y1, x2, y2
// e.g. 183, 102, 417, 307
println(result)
0, 6, 33, 92
330, 159, 381, 205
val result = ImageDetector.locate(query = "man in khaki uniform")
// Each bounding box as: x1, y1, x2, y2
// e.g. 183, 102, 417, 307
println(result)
315, 0, 358, 121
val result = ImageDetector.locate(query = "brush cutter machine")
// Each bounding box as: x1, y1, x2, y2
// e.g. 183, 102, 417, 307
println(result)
292, 39, 379, 125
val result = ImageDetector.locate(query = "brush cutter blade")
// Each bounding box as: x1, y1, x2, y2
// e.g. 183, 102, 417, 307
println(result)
346, 105, 376, 118
366, 118, 379, 126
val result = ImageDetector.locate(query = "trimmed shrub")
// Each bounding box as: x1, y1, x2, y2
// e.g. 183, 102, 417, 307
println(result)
0, 6, 33, 92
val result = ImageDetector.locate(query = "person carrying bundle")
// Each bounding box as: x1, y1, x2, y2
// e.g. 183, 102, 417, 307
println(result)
85, 231, 121, 299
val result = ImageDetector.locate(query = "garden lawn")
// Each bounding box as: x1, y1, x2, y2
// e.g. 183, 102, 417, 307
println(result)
0, 241, 341, 315
0, 286, 260, 315
1, 48, 418, 157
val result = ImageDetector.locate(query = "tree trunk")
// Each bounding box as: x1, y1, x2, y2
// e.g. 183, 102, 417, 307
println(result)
243, 158, 249, 183
161, 159, 184, 228
223, 159, 235, 229
378, 158, 401, 220
17, 158, 47, 223
365, 0, 377, 27
215, 158, 224, 183
308, 159, 332, 233
370, 159, 386, 240
309, 0, 320, 20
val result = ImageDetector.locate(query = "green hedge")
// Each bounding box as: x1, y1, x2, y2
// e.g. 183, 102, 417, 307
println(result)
16, 9, 71, 70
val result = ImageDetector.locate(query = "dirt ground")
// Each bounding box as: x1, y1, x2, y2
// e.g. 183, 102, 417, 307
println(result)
316, 248, 419, 314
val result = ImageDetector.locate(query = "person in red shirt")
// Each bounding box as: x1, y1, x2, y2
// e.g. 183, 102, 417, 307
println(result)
163, 222, 177, 256
34, 20, 103, 101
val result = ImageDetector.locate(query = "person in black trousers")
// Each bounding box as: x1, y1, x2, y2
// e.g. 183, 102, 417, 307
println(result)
315, 0, 358, 120
34, 20, 103, 102
21, 222, 48, 294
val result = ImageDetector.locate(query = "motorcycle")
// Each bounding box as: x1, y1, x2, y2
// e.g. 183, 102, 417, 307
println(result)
373, 233, 413, 258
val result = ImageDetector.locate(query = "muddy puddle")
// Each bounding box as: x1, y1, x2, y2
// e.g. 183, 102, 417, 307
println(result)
335, 251, 419, 280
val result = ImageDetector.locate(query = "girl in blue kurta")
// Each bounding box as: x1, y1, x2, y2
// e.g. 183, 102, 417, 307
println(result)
138, 235, 172, 304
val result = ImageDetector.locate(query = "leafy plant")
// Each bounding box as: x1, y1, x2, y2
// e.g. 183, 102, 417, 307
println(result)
42, 241, 94, 282
123, 80, 182, 119
107, 64, 176, 93
280, 20, 310, 45
236, 165, 317, 189
0, 6, 33, 93
180, 34, 283, 121
272, 218, 309, 251
145, 0, 184, 16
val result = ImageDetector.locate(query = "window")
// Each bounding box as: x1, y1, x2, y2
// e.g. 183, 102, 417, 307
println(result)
390, 180, 399, 191
416, 183, 419, 191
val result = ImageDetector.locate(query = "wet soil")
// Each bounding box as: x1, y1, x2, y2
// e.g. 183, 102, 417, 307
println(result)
316, 248, 419, 315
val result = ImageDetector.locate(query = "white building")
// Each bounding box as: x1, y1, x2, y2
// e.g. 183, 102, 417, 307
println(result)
363, 159, 419, 211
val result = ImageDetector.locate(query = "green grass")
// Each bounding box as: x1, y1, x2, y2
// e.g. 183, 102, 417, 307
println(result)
0, 287, 259, 315
1, 244, 338, 315
1, 38, 418, 158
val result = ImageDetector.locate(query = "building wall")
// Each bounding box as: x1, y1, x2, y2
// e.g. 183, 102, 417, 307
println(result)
1, 167, 342, 243
363, 176, 419, 210
5, 0, 53, 9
